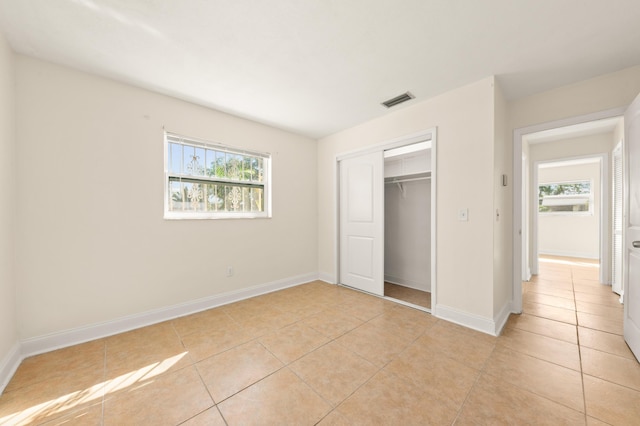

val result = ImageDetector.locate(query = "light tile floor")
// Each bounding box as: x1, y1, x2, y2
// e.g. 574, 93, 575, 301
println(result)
1, 256, 639, 425
384, 282, 431, 309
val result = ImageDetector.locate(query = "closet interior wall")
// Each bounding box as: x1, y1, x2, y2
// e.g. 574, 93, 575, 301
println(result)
384, 147, 432, 297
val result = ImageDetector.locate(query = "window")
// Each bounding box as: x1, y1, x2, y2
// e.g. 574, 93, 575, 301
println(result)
538, 180, 592, 214
164, 132, 271, 219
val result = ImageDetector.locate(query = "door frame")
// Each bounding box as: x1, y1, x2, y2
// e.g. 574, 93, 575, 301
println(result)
532, 153, 608, 268
335, 128, 438, 313
612, 142, 624, 298
512, 107, 625, 313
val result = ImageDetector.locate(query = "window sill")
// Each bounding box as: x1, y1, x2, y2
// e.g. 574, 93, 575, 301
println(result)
164, 212, 271, 220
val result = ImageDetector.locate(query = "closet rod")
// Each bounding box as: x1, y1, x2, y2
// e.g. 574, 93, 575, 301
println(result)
384, 176, 431, 184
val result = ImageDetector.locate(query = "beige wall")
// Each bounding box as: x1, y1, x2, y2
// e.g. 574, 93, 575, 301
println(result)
318, 77, 498, 321
15, 56, 318, 340
493, 81, 512, 318
0, 30, 17, 381
509, 65, 640, 131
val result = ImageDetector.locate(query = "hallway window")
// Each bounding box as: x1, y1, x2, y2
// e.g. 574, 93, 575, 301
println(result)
164, 132, 271, 219
538, 180, 592, 214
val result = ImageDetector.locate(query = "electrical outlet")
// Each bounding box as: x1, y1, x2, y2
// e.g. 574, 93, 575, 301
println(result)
226, 266, 234, 277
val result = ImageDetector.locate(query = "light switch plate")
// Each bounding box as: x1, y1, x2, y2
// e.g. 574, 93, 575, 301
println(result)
458, 208, 468, 221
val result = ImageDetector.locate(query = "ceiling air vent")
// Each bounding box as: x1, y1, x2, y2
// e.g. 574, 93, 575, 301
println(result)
381, 92, 415, 108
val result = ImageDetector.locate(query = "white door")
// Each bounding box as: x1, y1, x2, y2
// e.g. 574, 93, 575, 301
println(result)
339, 151, 384, 296
624, 92, 640, 360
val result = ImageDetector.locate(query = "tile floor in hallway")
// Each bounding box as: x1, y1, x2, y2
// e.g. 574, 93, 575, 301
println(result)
1, 256, 639, 425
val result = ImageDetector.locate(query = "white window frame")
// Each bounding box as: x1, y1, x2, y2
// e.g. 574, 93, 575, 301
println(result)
164, 132, 272, 220
538, 179, 593, 216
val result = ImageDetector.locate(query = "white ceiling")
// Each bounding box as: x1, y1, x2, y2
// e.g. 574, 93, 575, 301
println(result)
1, 0, 640, 139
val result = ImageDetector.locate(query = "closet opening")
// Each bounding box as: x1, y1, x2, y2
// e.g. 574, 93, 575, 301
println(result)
383, 142, 432, 309
336, 128, 436, 314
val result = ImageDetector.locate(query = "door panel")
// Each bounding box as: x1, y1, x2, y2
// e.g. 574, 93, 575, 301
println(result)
339, 151, 384, 296
624, 92, 640, 361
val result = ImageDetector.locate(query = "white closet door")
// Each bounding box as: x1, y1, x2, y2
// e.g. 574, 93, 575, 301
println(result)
339, 151, 384, 296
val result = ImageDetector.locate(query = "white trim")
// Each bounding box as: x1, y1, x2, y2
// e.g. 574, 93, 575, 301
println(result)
430, 128, 438, 316
612, 142, 624, 296
601, 153, 611, 284
318, 272, 336, 284
512, 107, 625, 315
435, 305, 499, 336
336, 129, 434, 162
0, 343, 21, 395
20, 272, 318, 359
494, 301, 513, 336
384, 141, 432, 158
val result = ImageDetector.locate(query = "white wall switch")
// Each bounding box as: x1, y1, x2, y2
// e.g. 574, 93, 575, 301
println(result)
458, 208, 469, 221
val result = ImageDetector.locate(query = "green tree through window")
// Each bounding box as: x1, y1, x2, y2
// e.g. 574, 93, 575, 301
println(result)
539, 181, 591, 213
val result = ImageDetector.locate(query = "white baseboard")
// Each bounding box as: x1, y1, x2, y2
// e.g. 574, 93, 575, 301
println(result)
0, 342, 21, 395
20, 272, 319, 359
384, 275, 430, 292
318, 272, 336, 284
538, 250, 599, 260
434, 304, 499, 336
494, 301, 513, 336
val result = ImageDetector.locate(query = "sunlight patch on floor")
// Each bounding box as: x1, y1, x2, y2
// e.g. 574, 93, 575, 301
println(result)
0, 352, 188, 425
539, 256, 599, 268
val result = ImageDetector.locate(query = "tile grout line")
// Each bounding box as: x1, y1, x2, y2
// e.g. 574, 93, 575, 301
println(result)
187, 298, 386, 422
571, 266, 589, 425
310, 309, 436, 424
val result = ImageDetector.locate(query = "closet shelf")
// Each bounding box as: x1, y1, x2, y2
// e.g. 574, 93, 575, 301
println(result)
384, 171, 431, 184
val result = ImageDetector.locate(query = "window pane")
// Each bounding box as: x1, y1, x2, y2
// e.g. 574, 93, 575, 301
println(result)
206, 149, 216, 177
226, 185, 240, 211
184, 147, 205, 176
182, 145, 194, 175
255, 157, 264, 182
242, 187, 250, 212
224, 153, 238, 180
169, 143, 182, 174
214, 151, 225, 178
169, 180, 184, 211
251, 187, 263, 211
187, 182, 206, 211
242, 156, 252, 182
539, 181, 591, 213
205, 183, 215, 211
